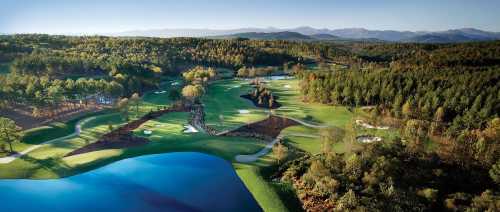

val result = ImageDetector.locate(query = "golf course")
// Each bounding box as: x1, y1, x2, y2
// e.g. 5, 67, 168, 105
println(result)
0, 70, 399, 211
2, 2, 499, 210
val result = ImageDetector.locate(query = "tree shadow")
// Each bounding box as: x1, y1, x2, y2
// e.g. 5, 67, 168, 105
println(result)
20, 154, 70, 178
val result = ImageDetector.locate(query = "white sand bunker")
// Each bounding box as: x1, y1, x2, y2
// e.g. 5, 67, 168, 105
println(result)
225, 85, 241, 91
183, 124, 199, 133
171, 82, 180, 86
357, 135, 382, 143
355, 120, 389, 130
154, 90, 166, 94
143, 130, 153, 135
238, 109, 250, 114
284, 84, 291, 89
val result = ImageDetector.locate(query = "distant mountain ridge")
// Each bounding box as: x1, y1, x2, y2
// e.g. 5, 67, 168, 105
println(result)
111, 27, 500, 43
210, 31, 314, 40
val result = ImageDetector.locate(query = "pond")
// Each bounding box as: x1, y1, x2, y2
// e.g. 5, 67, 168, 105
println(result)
0, 152, 261, 212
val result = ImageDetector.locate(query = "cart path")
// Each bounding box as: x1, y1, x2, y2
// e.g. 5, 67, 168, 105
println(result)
0, 116, 96, 164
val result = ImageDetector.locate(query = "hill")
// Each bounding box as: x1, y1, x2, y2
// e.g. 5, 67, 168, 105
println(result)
211, 31, 314, 40
112, 27, 500, 43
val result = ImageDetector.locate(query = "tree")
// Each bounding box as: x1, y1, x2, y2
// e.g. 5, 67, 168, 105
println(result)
402, 100, 413, 119
336, 189, 359, 211
237, 67, 248, 77
320, 127, 341, 155
273, 141, 288, 164
130, 93, 141, 117
434, 107, 445, 122
344, 154, 363, 181
182, 84, 204, 102
404, 119, 427, 153
0, 117, 22, 153
116, 98, 129, 121
168, 89, 181, 101
489, 160, 500, 184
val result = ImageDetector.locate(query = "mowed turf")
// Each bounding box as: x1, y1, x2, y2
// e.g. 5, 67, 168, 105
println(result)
234, 154, 290, 212
202, 79, 268, 131
0, 112, 126, 178
268, 79, 353, 127
0, 112, 266, 179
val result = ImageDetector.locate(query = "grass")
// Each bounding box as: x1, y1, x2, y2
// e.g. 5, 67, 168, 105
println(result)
234, 155, 290, 212
268, 79, 354, 127
21, 110, 111, 145
0, 110, 112, 157
0, 112, 266, 179
0, 76, 402, 211
0, 112, 126, 178
202, 79, 268, 131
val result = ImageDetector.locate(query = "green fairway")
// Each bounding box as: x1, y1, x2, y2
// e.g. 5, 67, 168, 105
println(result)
202, 79, 268, 131
0, 112, 266, 179
0, 76, 397, 211
234, 155, 290, 212
268, 79, 354, 127
21, 110, 111, 145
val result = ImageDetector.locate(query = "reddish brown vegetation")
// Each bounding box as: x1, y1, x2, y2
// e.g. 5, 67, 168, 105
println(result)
221, 115, 299, 141
65, 103, 190, 157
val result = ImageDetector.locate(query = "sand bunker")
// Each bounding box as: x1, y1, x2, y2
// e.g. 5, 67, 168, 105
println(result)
225, 85, 241, 91
143, 130, 153, 135
238, 109, 250, 114
284, 84, 291, 89
355, 120, 389, 130
154, 90, 166, 94
171, 82, 180, 86
183, 124, 199, 133
357, 135, 382, 143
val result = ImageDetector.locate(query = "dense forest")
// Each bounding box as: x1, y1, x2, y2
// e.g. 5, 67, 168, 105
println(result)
1, 34, 499, 210
288, 41, 500, 211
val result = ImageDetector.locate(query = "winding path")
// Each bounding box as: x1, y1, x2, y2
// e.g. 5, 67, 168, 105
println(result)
274, 115, 328, 129
0, 116, 96, 164
234, 115, 325, 163
235, 135, 283, 163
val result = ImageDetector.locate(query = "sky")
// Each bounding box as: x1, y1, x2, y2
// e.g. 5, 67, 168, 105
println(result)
1, 0, 500, 34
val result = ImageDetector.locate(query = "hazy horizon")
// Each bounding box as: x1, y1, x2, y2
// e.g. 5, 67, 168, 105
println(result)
1, 0, 500, 34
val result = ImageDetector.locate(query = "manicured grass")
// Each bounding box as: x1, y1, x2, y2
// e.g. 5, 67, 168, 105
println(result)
0, 112, 266, 179
0, 76, 403, 211
21, 110, 111, 145
234, 155, 290, 212
0, 112, 126, 178
202, 79, 268, 131
268, 79, 354, 127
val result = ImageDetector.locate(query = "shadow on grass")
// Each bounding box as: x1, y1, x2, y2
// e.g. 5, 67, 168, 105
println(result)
20, 155, 70, 178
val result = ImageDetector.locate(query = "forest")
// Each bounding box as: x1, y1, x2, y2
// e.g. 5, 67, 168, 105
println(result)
0, 34, 499, 211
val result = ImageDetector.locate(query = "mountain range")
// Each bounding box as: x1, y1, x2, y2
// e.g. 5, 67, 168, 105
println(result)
111, 27, 500, 43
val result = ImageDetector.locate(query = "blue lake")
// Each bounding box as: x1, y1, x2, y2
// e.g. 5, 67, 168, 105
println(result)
0, 152, 262, 212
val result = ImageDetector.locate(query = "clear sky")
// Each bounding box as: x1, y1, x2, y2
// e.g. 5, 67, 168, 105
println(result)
1, 0, 499, 34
